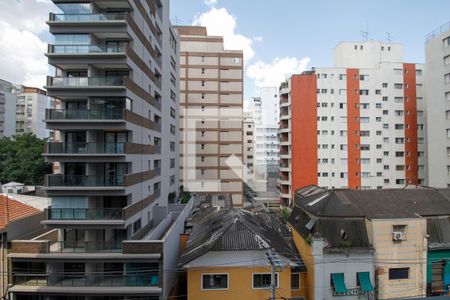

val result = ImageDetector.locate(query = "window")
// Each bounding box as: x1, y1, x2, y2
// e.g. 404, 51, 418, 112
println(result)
394, 83, 403, 89
202, 274, 228, 290
291, 273, 301, 290
170, 175, 175, 185
396, 151, 404, 157
360, 89, 369, 95
445, 73, 450, 84
395, 124, 404, 130
382, 83, 388, 88
360, 117, 369, 123
233, 57, 240, 64
376, 103, 382, 108
170, 124, 176, 135
170, 142, 175, 152
361, 144, 370, 151
443, 37, 450, 47
133, 219, 141, 234
389, 268, 409, 280
361, 103, 369, 109
253, 273, 278, 289
339, 74, 346, 80
395, 110, 404, 116
445, 55, 450, 65
360, 74, 369, 81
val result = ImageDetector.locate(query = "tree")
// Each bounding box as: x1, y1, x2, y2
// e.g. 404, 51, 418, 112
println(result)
0, 133, 52, 185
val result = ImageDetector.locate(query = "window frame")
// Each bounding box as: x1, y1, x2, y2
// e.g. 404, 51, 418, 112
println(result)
388, 268, 409, 280
201, 273, 229, 290
252, 272, 279, 289
291, 273, 301, 290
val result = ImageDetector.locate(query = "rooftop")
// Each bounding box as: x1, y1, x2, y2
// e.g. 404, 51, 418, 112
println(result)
179, 208, 304, 270
294, 186, 450, 219
0, 195, 41, 231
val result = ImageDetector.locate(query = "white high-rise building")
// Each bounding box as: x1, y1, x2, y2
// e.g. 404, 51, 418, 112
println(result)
0, 79, 16, 138
280, 41, 425, 205
13, 85, 54, 139
424, 22, 450, 188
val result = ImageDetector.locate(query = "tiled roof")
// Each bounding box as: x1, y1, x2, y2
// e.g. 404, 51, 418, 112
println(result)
427, 217, 450, 250
294, 186, 450, 219
179, 208, 305, 270
0, 195, 41, 231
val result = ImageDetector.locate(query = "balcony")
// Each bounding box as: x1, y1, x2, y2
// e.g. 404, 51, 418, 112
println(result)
46, 76, 126, 88
13, 273, 159, 288
47, 142, 126, 155
49, 240, 122, 253
49, 12, 127, 23
47, 43, 127, 55
46, 175, 124, 187
46, 109, 124, 120
46, 208, 123, 221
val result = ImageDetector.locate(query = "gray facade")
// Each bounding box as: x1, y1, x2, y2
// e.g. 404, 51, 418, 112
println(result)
0, 79, 17, 138
8, 0, 181, 299
425, 22, 450, 188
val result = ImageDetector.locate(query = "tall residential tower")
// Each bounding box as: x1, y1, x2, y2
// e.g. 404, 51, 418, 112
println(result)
8, 1, 182, 299
280, 41, 425, 205
176, 26, 244, 207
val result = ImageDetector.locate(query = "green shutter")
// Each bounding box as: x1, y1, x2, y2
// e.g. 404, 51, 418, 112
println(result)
331, 273, 348, 293
357, 272, 374, 292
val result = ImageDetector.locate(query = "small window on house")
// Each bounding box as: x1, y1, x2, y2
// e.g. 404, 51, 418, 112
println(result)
133, 219, 141, 234
291, 273, 301, 290
253, 273, 278, 289
202, 274, 228, 290
389, 268, 409, 280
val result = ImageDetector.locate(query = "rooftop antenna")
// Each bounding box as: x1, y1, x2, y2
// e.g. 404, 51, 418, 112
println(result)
361, 21, 369, 41
386, 32, 392, 42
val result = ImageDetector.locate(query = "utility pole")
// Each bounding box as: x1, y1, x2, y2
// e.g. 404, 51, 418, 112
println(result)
266, 248, 281, 300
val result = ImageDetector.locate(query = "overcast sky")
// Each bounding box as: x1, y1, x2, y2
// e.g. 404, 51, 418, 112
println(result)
0, 0, 449, 102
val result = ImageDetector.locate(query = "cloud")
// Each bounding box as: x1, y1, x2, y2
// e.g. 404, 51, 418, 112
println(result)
246, 57, 311, 88
204, 0, 217, 7
193, 8, 255, 62
0, 0, 56, 34
0, 21, 48, 87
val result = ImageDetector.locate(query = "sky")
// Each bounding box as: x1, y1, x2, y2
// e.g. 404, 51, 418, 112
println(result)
0, 0, 449, 103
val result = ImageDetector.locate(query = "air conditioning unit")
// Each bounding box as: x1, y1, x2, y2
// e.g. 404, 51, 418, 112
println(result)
393, 231, 405, 241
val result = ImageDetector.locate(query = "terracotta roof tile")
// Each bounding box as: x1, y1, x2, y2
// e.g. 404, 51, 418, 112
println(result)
0, 195, 41, 230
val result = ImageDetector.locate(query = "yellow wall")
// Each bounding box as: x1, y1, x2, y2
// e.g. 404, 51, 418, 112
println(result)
289, 224, 314, 300
187, 266, 306, 300
372, 219, 427, 299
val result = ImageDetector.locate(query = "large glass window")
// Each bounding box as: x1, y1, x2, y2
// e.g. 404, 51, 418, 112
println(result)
54, 34, 90, 45
253, 273, 278, 289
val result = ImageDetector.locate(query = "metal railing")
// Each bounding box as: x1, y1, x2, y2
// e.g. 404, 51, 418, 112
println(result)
47, 142, 126, 154
49, 240, 123, 253
426, 21, 450, 41
14, 273, 160, 287
46, 208, 123, 220
46, 175, 125, 187
50, 12, 127, 22
49, 43, 127, 54
45, 109, 124, 120
47, 76, 126, 87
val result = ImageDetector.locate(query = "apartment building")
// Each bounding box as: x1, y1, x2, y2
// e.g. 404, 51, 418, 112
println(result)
8, 1, 182, 299
280, 41, 425, 205
14, 85, 54, 139
425, 22, 450, 188
243, 110, 255, 182
0, 79, 16, 138
176, 26, 244, 206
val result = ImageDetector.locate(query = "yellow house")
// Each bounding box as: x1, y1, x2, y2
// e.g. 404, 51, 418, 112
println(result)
179, 208, 307, 300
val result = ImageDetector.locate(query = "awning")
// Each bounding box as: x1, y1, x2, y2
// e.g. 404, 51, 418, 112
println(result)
357, 272, 374, 292
331, 273, 348, 293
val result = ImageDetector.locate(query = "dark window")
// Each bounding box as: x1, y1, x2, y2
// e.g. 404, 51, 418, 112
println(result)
253, 273, 278, 288
291, 273, 300, 290
389, 268, 409, 280
133, 219, 141, 234
202, 274, 228, 289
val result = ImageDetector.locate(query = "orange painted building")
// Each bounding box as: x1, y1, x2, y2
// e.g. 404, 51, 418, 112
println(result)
279, 41, 425, 206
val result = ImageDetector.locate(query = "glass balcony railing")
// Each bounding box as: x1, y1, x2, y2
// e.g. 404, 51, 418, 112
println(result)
47, 142, 126, 154
46, 208, 123, 220
13, 274, 159, 287
50, 12, 127, 22
46, 175, 125, 187
46, 109, 124, 120
49, 43, 127, 54
49, 240, 123, 253
47, 77, 126, 87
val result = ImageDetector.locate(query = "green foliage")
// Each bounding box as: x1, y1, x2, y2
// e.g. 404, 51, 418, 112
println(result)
168, 192, 177, 203
281, 206, 292, 223
0, 133, 51, 185
180, 192, 191, 204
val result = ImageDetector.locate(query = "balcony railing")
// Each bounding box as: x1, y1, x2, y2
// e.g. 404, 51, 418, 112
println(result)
47, 142, 126, 154
46, 208, 123, 220
13, 273, 159, 287
46, 109, 124, 120
48, 43, 127, 54
47, 76, 126, 87
49, 240, 122, 253
46, 175, 125, 187
50, 12, 127, 22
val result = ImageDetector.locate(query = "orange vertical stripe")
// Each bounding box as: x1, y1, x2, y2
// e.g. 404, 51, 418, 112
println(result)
346, 69, 361, 189
291, 74, 318, 193
403, 63, 419, 186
